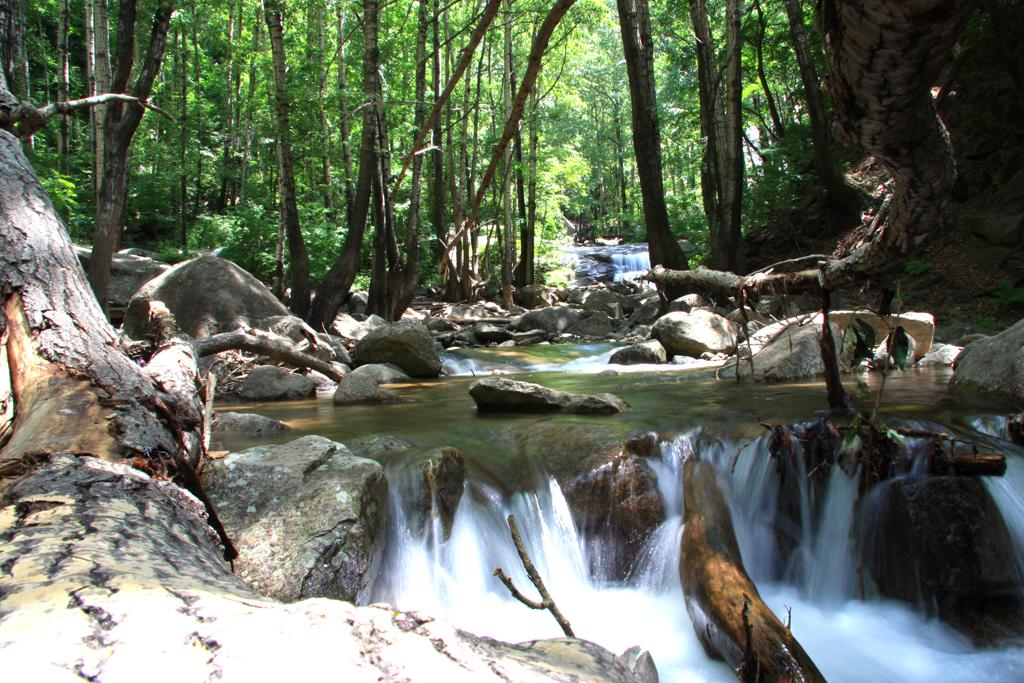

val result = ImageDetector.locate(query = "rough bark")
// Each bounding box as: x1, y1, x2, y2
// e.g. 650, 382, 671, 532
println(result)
615, 0, 689, 277
264, 0, 312, 318
191, 330, 345, 381
681, 459, 826, 682
753, 0, 784, 140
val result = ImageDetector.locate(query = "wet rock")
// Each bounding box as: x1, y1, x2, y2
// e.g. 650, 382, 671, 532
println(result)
212, 411, 288, 437
202, 435, 388, 603
512, 328, 549, 345
469, 377, 627, 414
347, 434, 417, 458
472, 322, 514, 344
610, 340, 667, 365
512, 305, 586, 334
652, 309, 738, 357
951, 317, 1024, 403
568, 311, 615, 338
412, 448, 467, 541
332, 373, 402, 405
237, 365, 317, 401
583, 289, 634, 318
564, 451, 666, 580
124, 256, 288, 339
515, 283, 559, 308
349, 363, 410, 384
862, 476, 1023, 643
352, 319, 442, 378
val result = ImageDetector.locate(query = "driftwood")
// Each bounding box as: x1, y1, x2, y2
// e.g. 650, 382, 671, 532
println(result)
494, 514, 575, 637
191, 329, 346, 382
681, 459, 825, 682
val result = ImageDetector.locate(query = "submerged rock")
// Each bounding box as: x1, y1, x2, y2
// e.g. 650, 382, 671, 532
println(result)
411, 448, 467, 541
951, 317, 1024, 404
202, 435, 388, 604
469, 376, 627, 414
352, 319, 442, 378
333, 373, 402, 405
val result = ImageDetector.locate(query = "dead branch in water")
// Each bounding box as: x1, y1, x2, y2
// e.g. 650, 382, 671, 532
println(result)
493, 514, 575, 637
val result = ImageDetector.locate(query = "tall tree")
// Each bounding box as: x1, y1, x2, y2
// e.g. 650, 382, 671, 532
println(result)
783, 0, 859, 216
688, 0, 744, 272
87, 0, 175, 315
615, 0, 689, 277
263, 0, 311, 317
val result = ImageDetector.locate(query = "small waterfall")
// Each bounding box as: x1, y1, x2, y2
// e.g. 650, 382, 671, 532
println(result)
611, 251, 651, 283
375, 426, 1024, 682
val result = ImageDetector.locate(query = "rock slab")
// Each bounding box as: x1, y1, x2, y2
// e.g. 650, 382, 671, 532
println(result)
202, 435, 388, 603
353, 319, 442, 378
951, 317, 1024, 404
469, 377, 627, 414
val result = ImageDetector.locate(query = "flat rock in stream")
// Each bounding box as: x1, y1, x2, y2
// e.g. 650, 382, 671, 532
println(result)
211, 411, 289, 437
469, 376, 627, 414
202, 435, 388, 603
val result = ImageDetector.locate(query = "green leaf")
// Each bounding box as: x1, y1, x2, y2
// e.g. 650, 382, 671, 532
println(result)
888, 327, 911, 371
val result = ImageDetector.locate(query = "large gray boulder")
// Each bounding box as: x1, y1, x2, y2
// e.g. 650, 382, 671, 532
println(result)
652, 309, 738, 357
568, 311, 615, 338
609, 340, 667, 365
331, 312, 387, 342
512, 305, 586, 334
202, 436, 388, 603
723, 321, 841, 383
123, 256, 288, 339
352, 320, 441, 378
212, 411, 289, 437
951, 317, 1024, 404
582, 289, 634, 318
75, 246, 170, 311
237, 365, 317, 401
469, 377, 627, 414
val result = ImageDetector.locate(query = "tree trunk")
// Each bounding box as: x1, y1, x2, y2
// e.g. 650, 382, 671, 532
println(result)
429, 2, 446, 265
783, 0, 859, 217
56, 0, 70, 175
176, 27, 189, 250
689, 0, 723, 260
681, 459, 826, 681
719, 0, 744, 272
615, 0, 689, 279
263, 0, 311, 318
753, 0, 785, 141
336, 4, 354, 220
239, 4, 262, 203
92, 0, 111, 207
500, 9, 514, 308
88, 0, 174, 317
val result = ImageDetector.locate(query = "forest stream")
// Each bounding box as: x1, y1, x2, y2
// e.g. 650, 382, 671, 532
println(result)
215, 346, 1024, 682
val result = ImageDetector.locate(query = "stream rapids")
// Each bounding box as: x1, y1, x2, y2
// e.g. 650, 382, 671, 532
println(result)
218, 344, 1024, 682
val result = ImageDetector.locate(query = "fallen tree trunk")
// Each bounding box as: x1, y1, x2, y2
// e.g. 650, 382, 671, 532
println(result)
681, 458, 825, 682
191, 329, 346, 381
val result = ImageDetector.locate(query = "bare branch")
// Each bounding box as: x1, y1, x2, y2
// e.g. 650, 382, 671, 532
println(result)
493, 514, 575, 637
2, 93, 171, 140
191, 329, 345, 382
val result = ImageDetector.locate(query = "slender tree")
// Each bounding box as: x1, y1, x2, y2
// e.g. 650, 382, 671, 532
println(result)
615, 0, 689, 277
87, 0, 175, 315
263, 0, 311, 317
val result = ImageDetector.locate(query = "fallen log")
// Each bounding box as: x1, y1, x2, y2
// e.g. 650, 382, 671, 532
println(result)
950, 454, 1007, 477
191, 328, 346, 382
681, 458, 825, 683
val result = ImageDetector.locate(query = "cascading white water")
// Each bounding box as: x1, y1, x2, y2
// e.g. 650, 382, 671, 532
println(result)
374, 427, 1024, 682
611, 251, 651, 283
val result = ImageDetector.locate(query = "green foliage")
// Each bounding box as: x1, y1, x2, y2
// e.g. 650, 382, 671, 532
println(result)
992, 281, 1024, 306
904, 260, 936, 277
189, 206, 278, 282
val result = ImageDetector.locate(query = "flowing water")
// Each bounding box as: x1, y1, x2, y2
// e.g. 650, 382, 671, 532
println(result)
217, 344, 1024, 681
